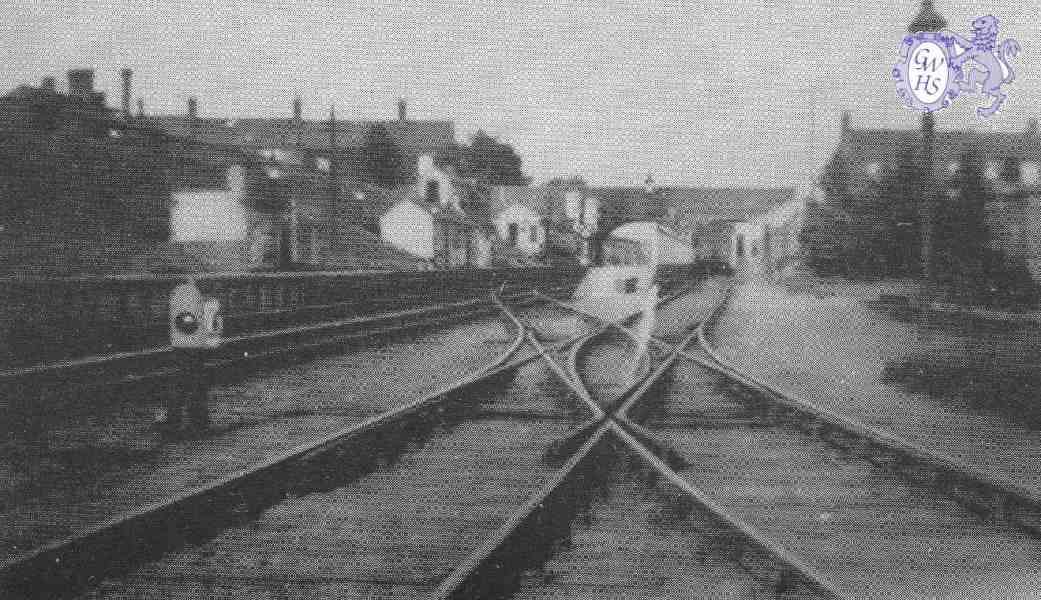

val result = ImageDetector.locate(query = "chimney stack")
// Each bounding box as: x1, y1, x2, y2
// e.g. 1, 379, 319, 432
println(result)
293, 96, 302, 122
1028, 119, 1039, 138
841, 111, 851, 134
398, 99, 407, 122
67, 69, 95, 98
644, 173, 656, 194
137, 98, 144, 117
120, 68, 132, 118
40, 77, 55, 91
187, 96, 198, 120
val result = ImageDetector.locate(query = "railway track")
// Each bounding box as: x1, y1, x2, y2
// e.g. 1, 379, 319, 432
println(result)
0, 290, 655, 599
0, 289, 548, 405
544, 286, 1041, 598
13, 279, 1037, 599
433, 291, 838, 600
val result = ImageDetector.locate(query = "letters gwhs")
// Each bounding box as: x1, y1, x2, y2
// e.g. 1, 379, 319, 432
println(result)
912, 45, 947, 99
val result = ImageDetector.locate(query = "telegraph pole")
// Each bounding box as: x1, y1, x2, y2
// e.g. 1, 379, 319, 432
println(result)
909, 0, 947, 283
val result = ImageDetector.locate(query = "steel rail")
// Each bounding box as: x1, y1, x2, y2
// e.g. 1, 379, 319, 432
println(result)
435, 287, 843, 599
608, 423, 844, 599
433, 293, 671, 598
0, 292, 538, 395
557, 290, 846, 597
604, 323, 844, 598
491, 294, 605, 419
694, 292, 1041, 536
0, 298, 542, 599
430, 414, 614, 600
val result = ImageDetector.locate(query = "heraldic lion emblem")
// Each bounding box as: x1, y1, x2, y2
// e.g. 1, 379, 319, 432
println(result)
946, 15, 1021, 117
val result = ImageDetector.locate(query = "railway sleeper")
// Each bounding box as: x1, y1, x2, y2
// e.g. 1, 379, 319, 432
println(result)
436, 433, 614, 600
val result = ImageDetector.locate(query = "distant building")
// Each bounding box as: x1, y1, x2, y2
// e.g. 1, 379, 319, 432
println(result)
0, 69, 119, 138
490, 186, 547, 259
145, 99, 456, 168
608, 221, 694, 265
829, 112, 1041, 280
378, 153, 493, 268
588, 184, 795, 268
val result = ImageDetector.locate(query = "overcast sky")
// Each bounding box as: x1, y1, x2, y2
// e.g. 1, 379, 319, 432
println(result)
4, 0, 1039, 187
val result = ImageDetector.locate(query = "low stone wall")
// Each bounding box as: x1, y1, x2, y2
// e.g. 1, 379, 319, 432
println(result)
0, 263, 707, 371
0, 267, 583, 370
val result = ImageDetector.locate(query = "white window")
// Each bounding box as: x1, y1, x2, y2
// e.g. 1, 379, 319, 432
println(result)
985, 161, 999, 180
865, 162, 880, 179
946, 161, 959, 175
1022, 162, 1040, 185
425, 180, 440, 203
315, 157, 331, 172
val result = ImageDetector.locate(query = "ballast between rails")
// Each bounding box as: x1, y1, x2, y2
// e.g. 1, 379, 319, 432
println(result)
0, 295, 548, 599
434, 289, 843, 600
694, 292, 1041, 537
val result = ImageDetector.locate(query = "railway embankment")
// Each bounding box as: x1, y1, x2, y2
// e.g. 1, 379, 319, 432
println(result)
706, 274, 1041, 497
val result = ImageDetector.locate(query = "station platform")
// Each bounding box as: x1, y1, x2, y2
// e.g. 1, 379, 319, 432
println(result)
0, 313, 540, 567
710, 274, 1041, 497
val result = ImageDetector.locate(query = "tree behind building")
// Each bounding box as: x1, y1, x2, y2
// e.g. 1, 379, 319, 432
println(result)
361, 124, 405, 188
460, 131, 530, 186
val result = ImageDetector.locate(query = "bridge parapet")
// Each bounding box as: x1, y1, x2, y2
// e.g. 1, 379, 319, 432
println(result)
0, 263, 714, 373
0, 267, 591, 371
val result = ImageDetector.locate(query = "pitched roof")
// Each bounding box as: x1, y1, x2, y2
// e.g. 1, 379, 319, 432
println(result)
374, 187, 493, 232
843, 128, 1041, 163
588, 186, 665, 231
660, 187, 795, 222
490, 185, 548, 216
144, 116, 456, 157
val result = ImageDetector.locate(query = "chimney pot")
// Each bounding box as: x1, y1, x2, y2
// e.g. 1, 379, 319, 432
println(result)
67, 69, 95, 97
40, 77, 55, 91
1028, 119, 1039, 137
137, 98, 144, 117
120, 68, 132, 118
293, 96, 302, 121
398, 99, 407, 122
187, 96, 198, 120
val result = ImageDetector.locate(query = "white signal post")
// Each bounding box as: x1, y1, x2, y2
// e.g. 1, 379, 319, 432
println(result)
170, 282, 223, 349
165, 281, 223, 434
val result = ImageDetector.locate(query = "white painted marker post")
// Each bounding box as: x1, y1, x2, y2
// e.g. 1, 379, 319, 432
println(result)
166, 281, 224, 434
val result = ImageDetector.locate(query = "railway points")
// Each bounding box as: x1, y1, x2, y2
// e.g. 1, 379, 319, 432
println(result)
644, 358, 1041, 598
0, 301, 594, 591
8, 270, 1041, 599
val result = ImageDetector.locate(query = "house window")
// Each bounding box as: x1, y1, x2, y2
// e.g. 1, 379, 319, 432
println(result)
426, 180, 440, 203
1001, 158, 1021, 183
508, 223, 519, 246
1023, 162, 1040, 185
946, 161, 959, 175
865, 162, 881, 179
985, 161, 999, 180
618, 277, 639, 294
